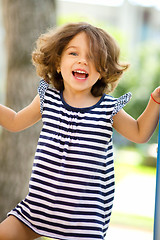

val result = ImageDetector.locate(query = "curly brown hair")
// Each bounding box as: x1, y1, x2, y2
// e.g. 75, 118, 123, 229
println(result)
32, 22, 129, 96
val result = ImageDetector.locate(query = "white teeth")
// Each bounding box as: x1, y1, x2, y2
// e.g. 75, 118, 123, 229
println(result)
75, 70, 87, 74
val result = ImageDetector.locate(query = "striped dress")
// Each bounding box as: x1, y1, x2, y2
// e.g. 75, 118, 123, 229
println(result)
8, 79, 131, 240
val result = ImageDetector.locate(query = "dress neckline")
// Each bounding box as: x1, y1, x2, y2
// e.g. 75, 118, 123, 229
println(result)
60, 91, 105, 112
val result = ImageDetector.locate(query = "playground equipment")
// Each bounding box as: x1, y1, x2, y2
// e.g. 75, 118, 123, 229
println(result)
154, 117, 160, 240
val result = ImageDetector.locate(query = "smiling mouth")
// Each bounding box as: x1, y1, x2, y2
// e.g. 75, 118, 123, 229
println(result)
72, 70, 89, 80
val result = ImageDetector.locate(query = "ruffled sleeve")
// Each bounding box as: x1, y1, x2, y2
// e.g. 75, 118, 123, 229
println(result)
37, 79, 49, 114
111, 92, 132, 124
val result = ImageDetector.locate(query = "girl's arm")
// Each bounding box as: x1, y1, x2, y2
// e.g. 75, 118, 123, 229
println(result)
113, 88, 160, 143
0, 94, 41, 132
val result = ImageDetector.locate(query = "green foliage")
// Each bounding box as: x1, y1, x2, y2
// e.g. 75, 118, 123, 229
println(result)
57, 14, 95, 26
114, 41, 160, 143
115, 42, 160, 118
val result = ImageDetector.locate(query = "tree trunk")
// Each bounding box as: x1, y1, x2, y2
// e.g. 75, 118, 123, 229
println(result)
0, 0, 56, 222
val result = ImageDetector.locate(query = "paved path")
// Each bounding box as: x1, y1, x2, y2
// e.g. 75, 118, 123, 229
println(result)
107, 225, 153, 240
106, 171, 156, 239
113, 173, 156, 218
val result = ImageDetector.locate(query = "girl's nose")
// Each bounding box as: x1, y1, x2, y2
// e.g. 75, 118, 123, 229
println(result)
78, 57, 88, 65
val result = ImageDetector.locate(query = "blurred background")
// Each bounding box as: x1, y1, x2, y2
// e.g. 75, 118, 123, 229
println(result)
0, 0, 160, 239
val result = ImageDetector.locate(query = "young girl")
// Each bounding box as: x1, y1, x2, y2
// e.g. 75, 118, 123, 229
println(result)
0, 22, 160, 240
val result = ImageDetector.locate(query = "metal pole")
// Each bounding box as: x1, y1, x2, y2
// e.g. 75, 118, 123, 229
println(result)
154, 116, 160, 240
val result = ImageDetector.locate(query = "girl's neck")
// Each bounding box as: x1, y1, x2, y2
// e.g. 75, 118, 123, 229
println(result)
62, 89, 101, 108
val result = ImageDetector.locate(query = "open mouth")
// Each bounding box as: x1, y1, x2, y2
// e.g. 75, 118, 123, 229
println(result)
72, 70, 89, 80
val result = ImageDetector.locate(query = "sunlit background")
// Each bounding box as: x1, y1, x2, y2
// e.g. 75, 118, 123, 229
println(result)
1, 0, 160, 239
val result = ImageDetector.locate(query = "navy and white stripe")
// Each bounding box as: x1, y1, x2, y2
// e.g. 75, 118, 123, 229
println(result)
8, 79, 132, 240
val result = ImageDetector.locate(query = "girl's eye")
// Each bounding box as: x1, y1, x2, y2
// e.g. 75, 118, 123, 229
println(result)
69, 52, 78, 56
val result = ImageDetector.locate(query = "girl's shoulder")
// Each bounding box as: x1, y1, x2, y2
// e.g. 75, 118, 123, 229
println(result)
38, 79, 59, 94
102, 92, 132, 110
104, 92, 132, 104
37, 79, 60, 114
103, 92, 132, 123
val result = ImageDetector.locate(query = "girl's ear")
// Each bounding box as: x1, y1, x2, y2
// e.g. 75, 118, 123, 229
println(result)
57, 67, 61, 74
56, 57, 61, 73
98, 71, 102, 80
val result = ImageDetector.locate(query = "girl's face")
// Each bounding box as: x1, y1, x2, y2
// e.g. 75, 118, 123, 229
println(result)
59, 32, 101, 95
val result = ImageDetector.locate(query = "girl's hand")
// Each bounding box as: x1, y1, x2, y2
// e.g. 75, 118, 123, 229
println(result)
151, 87, 160, 104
